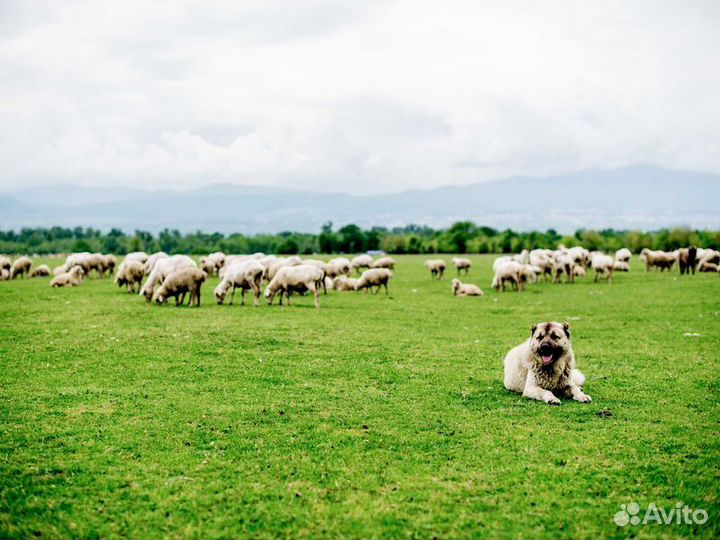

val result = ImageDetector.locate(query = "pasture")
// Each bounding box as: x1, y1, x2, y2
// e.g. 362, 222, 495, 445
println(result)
0, 255, 718, 539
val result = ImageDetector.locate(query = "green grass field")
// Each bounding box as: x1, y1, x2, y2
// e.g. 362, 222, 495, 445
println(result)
1, 255, 718, 539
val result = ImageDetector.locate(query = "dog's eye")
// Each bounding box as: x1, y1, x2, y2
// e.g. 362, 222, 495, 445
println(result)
550, 333, 559, 339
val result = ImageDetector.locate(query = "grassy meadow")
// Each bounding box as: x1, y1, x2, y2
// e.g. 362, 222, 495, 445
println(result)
0, 254, 718, 539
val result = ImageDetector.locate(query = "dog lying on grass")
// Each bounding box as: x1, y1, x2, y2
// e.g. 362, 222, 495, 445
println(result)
503, 321, 591, 405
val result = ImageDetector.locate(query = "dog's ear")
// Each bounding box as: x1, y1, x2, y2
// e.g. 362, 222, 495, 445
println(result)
562, 322, 571, 338
531, 324, 537, 336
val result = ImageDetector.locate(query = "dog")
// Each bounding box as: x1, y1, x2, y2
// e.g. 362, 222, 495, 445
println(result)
503, 321, 591, 405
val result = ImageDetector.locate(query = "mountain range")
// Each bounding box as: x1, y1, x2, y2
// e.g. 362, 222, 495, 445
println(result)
1, 165, 718, 233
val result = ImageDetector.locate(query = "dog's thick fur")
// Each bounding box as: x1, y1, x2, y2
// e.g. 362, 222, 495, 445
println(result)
503, 321, 591, 405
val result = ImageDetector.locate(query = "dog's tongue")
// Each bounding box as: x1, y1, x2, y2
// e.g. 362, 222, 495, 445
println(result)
542, 354, 553, 364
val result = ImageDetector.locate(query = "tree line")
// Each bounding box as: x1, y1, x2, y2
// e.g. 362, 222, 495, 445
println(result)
0, 222, 718, 255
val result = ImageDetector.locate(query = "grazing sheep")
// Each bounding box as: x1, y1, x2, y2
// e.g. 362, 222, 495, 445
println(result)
200, 252, 226, 276
0, 255, 11, 272
101, 254, 117, 277
10, 256, 32, 279
425, 259, 446, 280
492, 261, 525, 292
50, 266, 85, 288
551, 253, 575, 284
350, 254, 374, 273
0, 268, 9, 281
492, 256, 512, 273
510, 249, 530, 265
124, 251, 149, 264
572, 265, 586, 277
326, 257, 352, 278
333, 276, 360, 291
153, 267, 207, 307
677, 247, 698, 275
612, 261, 630, 272
139, 255, 197, 302
114, 260, 145, 293
370, 257, 396, 270
699, 249, 719, 266
355, 268, 393, 294
698, 260, 719, 273
615, 248, 632, 263
451, 278, 484, 297
529, 251, 553, 281
451, 257, 472, 275
214, 260, 265, 307
29, 264, 51, 278
144, 252, 169, 275
591, 253, 614, 283
264, 264, 325, 308
640, 249, 676, 272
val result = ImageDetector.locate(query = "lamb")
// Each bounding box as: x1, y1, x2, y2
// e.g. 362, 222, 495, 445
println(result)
350, 254, 374, 273
153, 267, 207, 307
615, 248, 632, 263
591, 253, 614, 283
425, 259, 446, 280
333, 276, 360, 291
612, 261, 630, 272
697, 260, 719, 273
29, 264, 51, 278
114, 260, 145, 293
10, 256, 32, 279
370, 257, 396, 270
492, 261, 525, 292
354, 268, 393, 294
640, 249, 676, 271
451, 257, 472, 275
451, 278, 484, 297
264, 264, 325, 308
139, 255, 197, 302
50, 265, 85, 288
214, 259, 265, 306
144, 251, 169, 275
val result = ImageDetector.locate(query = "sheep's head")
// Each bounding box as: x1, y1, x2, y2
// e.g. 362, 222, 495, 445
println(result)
214, 282, 228, 304
264, 284, 275, 304
142, 287, 154, 303
451, 279, 460, 295
154, 293, 167, 305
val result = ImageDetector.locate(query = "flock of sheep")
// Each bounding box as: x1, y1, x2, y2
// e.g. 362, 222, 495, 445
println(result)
1, 245, 718, 307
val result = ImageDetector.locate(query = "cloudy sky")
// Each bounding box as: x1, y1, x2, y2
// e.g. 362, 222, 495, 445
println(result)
1, 0, 718, 194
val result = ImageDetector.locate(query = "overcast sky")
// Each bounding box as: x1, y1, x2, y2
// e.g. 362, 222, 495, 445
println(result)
1, 0, 719, 194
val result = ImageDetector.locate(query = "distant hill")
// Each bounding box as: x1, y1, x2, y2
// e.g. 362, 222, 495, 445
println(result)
1, 165, 718, 233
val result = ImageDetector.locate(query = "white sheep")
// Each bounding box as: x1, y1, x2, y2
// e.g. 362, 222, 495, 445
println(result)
0, 268, 9, 281
492, 261, 525, 292
50, 265, 85, 288
350, 254, 374, 273
200, 252, 226, 275
698, 260, 719, 273
144, 252, 169, 276
615, 248, 632, 263
591, 253, 614, 283
451, 257, 472, 275
29, 264, 51, 278
355, 268, 393, 294
326, 257, 352, 278
124, 251, 149, 264
333, 276, 359, 291
424, 259, 446, 279
451, 278, 484, 296
153, 267, 207, 307
10, 256, 32, 279
214, 259, 265, 306
370, 257, 396, 270
114, 260, 145, 293
139, 255, 197, 302
0, 255, 11, 272
264, 264, 325, 308
613, 261, 630, 272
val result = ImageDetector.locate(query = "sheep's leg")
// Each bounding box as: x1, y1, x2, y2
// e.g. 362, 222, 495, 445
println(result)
383, 282, 388, 295
252, 283, 260, 307
229, 285, 236, 305
309, 284, 320, 308
196, 285, 201, 307
286, 290, 292, 306
241, 288, 246, 306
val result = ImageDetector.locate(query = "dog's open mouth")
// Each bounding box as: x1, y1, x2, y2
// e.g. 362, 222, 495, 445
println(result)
539, 346, 556, 365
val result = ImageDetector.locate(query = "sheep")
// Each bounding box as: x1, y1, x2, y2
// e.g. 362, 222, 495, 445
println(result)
10, 256, 32, 279
529, 251, 553, 281
425, 259, 446, 280
333, 276, 360, 291
492, 256, 512, 273
640, 249, 676, 271
326, 257, 352, 278
612, 261, 630, 272
698, 260, 719, 273
355, 268, 393, 294
350, 254, 374, 273
591, 253, 614, 283
520, 264, 542, 283
265, 258, 296, 282
510, 249, 530, 265
0, 255, 11, 272
124, 251, 149, 264
153, 267, 207, 307
451, 278, 484, 297
699, 249, 719, 266
615, 248, 632, 263
139, 255, 197, 302
0, 268, 9, 281
677, 247, 698, 275
451, 257, 472, 275
114, 260, 145, 293
101, 254, 117, 277
50, 265, 85, 288
55, 252, 93, 276
370, 256, 396, 270
144, 251, 169, 275
573, 265, 586, 277
219, 255, 251, 278
264, 264, 325, 308
567, 246, 591, 268
200, 252, 226, 276
214, 259, 265, 306
29, 264, 51, 278
551, 252, 575, 284
492, 261, 525, 292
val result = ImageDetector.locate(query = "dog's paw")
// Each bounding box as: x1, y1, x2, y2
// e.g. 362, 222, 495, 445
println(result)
544, 394, 561, 405
574, 392, 592, 403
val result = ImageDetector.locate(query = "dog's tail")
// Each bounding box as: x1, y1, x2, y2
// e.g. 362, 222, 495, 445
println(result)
571, 369, 586, 387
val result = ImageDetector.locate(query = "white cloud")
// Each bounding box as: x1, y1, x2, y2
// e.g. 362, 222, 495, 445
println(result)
0, 0, 718, 194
